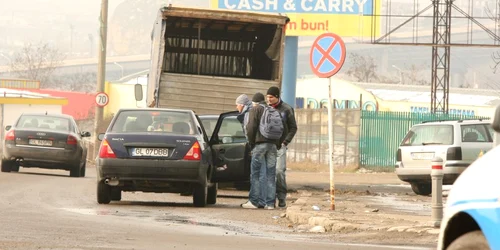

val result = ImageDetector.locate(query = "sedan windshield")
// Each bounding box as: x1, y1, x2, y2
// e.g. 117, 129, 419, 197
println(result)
17, 115, 71, 132
110, 110, 196, 135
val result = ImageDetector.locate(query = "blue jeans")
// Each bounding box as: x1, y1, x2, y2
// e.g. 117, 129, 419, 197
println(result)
248, 143, 277, 207
276, 146, 287, 200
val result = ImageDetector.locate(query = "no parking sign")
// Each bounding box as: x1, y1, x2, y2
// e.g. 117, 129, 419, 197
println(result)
309, 33, 346, 78
309, 32, 347, 211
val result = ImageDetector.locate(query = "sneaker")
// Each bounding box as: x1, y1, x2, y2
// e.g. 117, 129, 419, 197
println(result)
278, 199, 287, 208
241, 201, 258, 209
264, 205, 275, 210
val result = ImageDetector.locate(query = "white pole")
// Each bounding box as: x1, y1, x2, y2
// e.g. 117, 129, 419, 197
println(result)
327, 77, 335, 210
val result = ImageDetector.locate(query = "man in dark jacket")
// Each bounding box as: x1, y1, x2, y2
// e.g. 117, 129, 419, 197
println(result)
266, 86, 298, 208
242, 102, 284, 210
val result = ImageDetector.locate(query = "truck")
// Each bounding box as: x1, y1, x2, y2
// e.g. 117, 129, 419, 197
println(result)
134, 5, 290, 114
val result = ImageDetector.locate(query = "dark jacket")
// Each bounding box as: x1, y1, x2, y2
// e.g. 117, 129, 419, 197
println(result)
246, 103, 284, 149
272, 100, 298, 146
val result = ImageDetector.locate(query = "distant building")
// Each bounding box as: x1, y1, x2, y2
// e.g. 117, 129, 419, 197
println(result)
295, 77, 499, 118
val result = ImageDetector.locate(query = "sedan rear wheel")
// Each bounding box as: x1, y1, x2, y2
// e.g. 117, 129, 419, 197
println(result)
193, 184, 207, 207
80, 162, 86, 177
10, 164, 19, 172
97, 181, 111, 204
207, 183, 218, 205
1, 160, 14, 172
110, 188, 122, 201
69, 163, 81, 177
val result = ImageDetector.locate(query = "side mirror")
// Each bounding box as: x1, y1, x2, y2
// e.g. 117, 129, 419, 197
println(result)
5, 125, 11, 131
222, 136, 233, 144
134, 83, 143, 101
493, 105, 500, 133
81, 131, 91, 137
97, 133, 105, 141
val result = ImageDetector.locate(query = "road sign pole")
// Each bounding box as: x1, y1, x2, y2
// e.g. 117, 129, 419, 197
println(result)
327, 77, 335, 210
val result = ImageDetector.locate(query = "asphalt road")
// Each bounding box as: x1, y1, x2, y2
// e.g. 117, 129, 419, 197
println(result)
0, 167, 433, 250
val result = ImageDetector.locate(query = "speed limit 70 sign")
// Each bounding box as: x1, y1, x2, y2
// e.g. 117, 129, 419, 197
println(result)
95, 92, 109, 107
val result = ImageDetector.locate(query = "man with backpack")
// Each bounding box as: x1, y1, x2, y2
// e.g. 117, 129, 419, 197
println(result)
266, 86, 298, 208
241, 97, 285, 210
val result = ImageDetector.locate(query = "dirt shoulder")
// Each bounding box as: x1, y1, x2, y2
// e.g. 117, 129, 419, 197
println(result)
283, 170, 439, 247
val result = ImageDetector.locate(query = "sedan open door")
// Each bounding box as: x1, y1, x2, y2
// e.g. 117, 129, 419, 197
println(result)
209, 111, 250, 183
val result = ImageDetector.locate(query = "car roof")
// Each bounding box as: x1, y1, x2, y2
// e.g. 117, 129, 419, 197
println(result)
20, 113, 74, 120
198, 114, 220, 119
117, 108, 194, 114
198, 114, 237, 120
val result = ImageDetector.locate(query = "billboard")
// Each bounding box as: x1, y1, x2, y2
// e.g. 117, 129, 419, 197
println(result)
211, 0, 381, 37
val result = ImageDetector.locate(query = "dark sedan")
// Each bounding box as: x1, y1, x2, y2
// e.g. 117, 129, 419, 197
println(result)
2, 113, 91, 177
95, 108, 250, 207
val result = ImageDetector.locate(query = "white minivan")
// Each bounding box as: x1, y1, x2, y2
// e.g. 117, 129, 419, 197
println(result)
396, 119, 493, 195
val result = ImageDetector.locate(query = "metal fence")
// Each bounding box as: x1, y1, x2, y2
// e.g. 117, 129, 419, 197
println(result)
359, 111, 490, 169
286, 109, 361, 168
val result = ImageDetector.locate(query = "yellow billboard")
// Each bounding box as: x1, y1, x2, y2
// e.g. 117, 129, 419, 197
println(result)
210, 0, 381, 37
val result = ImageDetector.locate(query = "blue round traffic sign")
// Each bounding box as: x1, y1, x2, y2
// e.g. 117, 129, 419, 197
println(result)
309, 33, 346, 78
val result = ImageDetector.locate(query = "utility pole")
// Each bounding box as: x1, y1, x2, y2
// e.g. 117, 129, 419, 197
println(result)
93, 0, 108, 155
430, 0, 452, 114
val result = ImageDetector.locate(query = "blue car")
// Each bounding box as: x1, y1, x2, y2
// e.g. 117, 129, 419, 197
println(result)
95, 108, 250, 207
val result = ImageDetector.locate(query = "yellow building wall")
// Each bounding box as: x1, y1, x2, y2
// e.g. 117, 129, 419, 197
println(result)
104, 81, 147, 118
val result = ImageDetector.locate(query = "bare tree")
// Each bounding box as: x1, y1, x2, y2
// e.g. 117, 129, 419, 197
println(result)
49, 72, 97, 92
406, 64, 430, 85
485, 2, 500, 73
346, 53, 378, 82
10, 42, 66, 85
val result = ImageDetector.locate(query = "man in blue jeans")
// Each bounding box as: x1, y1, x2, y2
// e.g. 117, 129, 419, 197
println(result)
241, 100, 284, 210
266, 86, 297, 208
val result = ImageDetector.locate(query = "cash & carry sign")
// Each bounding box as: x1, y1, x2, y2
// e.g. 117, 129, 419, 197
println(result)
211, 0, 381, 37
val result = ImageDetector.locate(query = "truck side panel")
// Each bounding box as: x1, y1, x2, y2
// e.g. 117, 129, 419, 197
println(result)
146, 10, 166, 108
157, 73, 279, 114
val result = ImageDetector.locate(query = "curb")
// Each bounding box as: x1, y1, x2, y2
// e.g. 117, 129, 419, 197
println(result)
285, 195, 440, 235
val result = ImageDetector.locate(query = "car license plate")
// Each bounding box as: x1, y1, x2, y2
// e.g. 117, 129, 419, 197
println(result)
28, 139, 53, 146
411, 152, 434, 160
131, 148, 169, 157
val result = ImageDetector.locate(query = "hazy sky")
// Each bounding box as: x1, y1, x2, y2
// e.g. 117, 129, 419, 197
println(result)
0, 0, 208, 57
